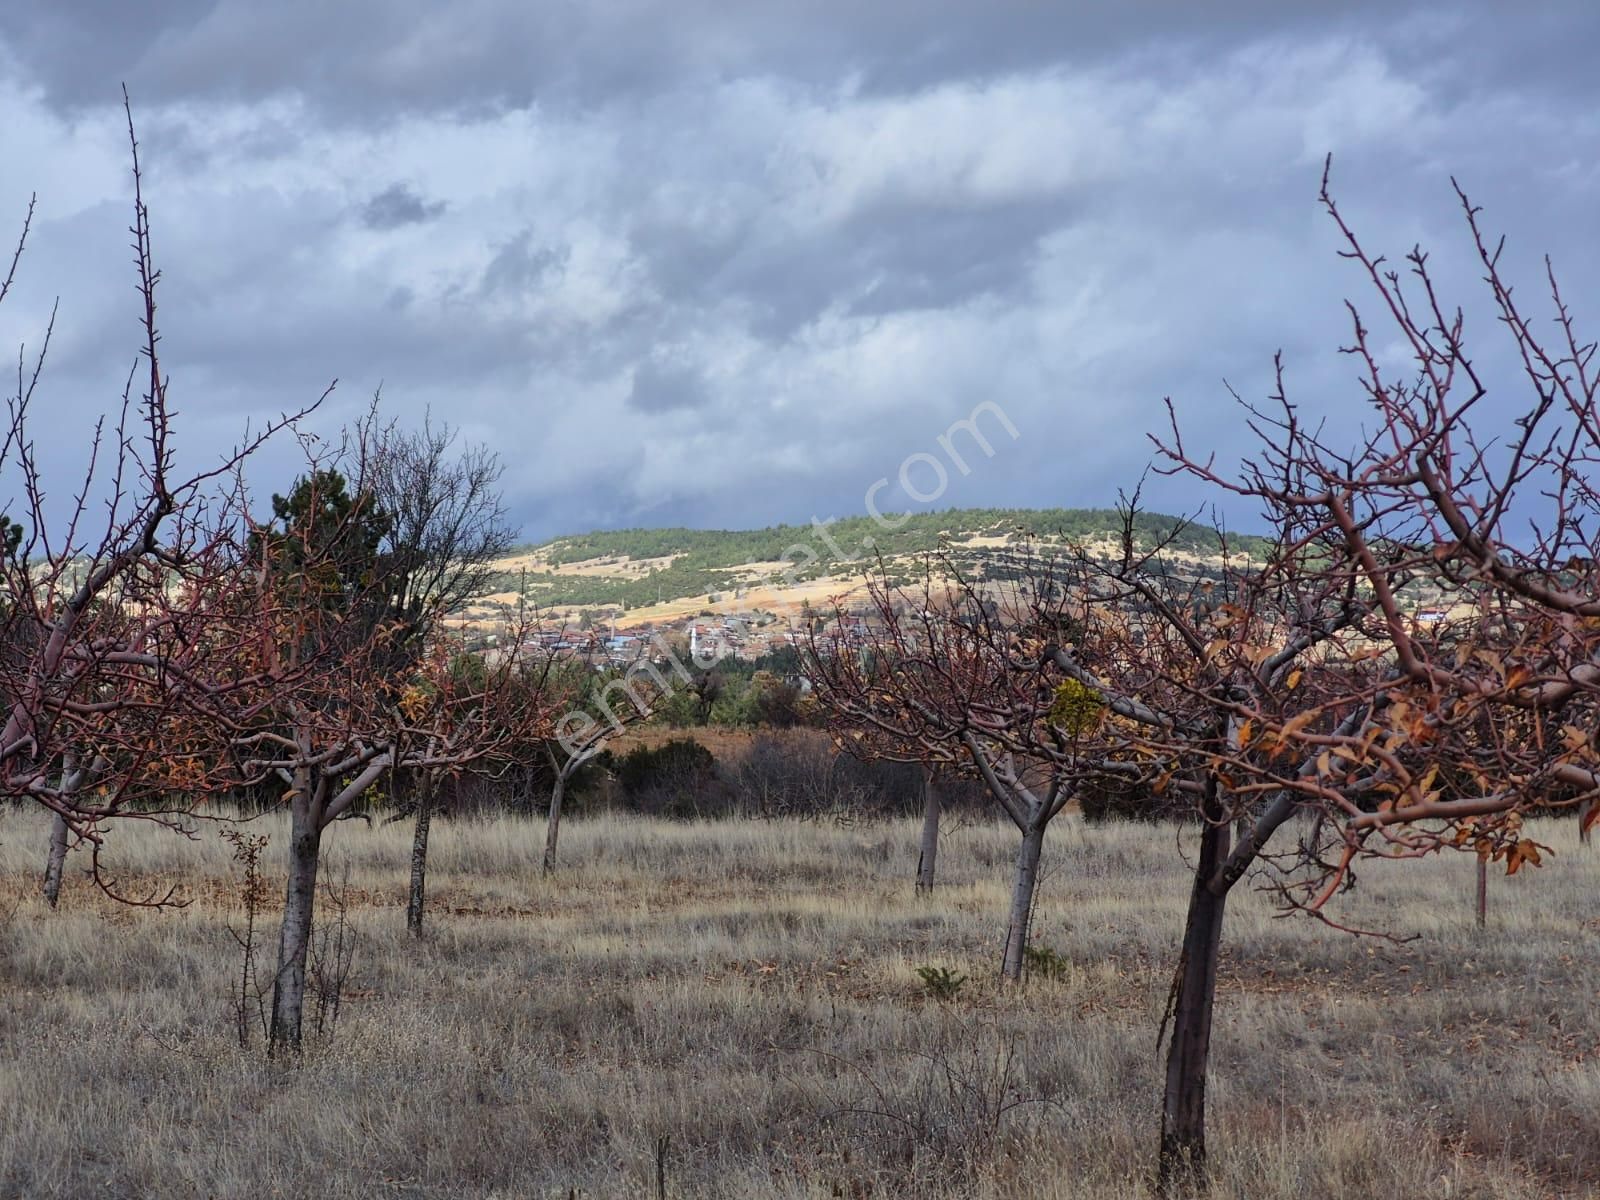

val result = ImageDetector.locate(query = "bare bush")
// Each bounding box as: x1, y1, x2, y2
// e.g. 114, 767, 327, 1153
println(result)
804, 1012, 1060, 1198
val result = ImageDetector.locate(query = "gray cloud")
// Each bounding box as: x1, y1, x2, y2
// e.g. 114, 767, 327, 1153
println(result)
1, 2, 1598, 542
9, 2, 1595, 120
627, 360, 707, 415
360, 182, 444, 229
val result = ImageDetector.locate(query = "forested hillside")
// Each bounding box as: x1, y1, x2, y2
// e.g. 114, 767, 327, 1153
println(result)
500, 507, 1269, 610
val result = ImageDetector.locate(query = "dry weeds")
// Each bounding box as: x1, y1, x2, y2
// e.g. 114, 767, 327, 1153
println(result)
0, 811, 1595, 1198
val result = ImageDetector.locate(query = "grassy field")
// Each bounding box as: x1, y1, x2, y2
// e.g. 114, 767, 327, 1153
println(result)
1, 809, 1596, 1199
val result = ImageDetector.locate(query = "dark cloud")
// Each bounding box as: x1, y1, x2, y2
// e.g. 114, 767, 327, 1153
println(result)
629, 194, 1073, 340
627, 360, 706, 414
360, 182, 444, 229
2, 2, 1599, 542
8, 1, 1596, 121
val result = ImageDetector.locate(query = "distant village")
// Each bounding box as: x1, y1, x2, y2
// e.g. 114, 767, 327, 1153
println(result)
477, 604, 875, 673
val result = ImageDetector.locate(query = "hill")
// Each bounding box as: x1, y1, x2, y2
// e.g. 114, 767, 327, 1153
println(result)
460, 507, 1270, 628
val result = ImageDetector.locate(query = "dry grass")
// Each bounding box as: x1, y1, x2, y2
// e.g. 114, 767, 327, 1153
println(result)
0, 809, 1596, 1199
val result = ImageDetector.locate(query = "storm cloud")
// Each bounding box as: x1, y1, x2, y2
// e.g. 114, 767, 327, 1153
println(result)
1, 2, 1597, 538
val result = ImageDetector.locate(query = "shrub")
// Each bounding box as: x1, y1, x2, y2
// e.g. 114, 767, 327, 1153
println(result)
915, 965, 968, 1001
1023, 944, 1069, 982
611, 738, 725, 818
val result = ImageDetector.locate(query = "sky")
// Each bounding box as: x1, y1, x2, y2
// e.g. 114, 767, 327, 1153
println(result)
1, 2, 1598, 543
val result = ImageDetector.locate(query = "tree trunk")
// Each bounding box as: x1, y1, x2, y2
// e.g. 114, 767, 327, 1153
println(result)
915, 768, 940, 896
270, 798, 322, 1056
1580, 796, 1595, 846
543, 771, 566, 874
1000, 819, 1045, 982
42, 811, 69, 908
41, 751, 80, 908
1475, 855, 1488, 928
406, 786, 434, 934
1159, 813, 1231, 1195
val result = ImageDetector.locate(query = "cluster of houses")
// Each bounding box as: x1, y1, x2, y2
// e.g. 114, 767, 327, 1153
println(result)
498, 609, 837, 670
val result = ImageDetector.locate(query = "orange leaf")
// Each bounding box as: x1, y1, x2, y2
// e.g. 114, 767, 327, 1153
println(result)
1416, 763, 1439, 797
1279, 710, 1316, 740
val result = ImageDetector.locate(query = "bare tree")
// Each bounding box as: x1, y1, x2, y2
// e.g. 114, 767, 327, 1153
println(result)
915, 764, 940, 895
1028, 511, 1368, 1194
355, 412, 520, 934
543, 653, 662, 873
1116, 162, 1600, 1192
1154, 163, 1600, 874
809, 508, 1372, 1188
400, 648, 557, 933
0, 96, 312, 897
366, 407, 516, 640
805, 560, 1091, 981
211, 437, 554, 1052
248, 624, 552, 1052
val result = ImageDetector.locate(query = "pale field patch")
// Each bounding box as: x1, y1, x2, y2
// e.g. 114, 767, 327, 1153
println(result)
0, 810, 1596, 1198
487, 548, 680, 579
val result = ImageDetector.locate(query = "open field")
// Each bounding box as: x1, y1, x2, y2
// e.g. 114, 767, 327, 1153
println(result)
1, 811, 1597, 1199
600, 574, 874, 630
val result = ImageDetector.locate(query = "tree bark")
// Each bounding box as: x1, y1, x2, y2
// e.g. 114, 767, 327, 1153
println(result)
41, 811, 69, 908
543, 771, 566, 875
270, 792, 322, 1056
1159, 810, 1231, 1195
915, 767, 940, 896
405, 785, 434, 934
1475, 855, 1488, 928
41, 751, 81, 908
1000, 819, 1045, 982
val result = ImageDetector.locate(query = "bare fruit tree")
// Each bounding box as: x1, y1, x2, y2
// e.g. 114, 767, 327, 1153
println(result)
542, 649, 667, 873
805, 558, 1094, 982
212, 441, 554, 1053
1026, 506, 1369, 1193
0, 99, 313, 901
1157, 163, 1600, 863
1108, 164, 1600, 1193
811, 502, 1373, 1191
805, 510, 1382, 1192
